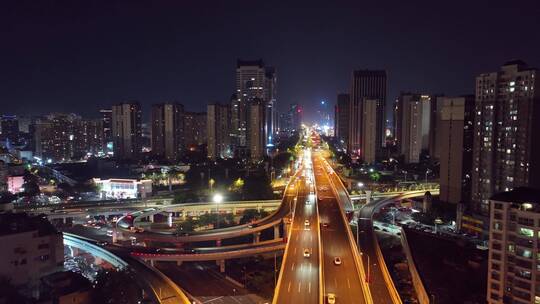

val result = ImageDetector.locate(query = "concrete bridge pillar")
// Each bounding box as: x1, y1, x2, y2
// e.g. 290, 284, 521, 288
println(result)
274, 224, 280, 239
253, 232, 261, 244
216, 259, 225, 273
149, 259, 155, 267
149, 214, 155, 223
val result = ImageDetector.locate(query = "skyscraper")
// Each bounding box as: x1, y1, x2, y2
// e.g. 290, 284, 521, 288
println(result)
264, 67, 277, 143
233, 59, 276, 157
361, 99, 378, 163
438, 96, 474, 204
290, 104, 302, 132
234, 59, 266, 148
348, 70, 386, 160
112, 102, 142, 160
184, 112, 207, 149
207, 103, 231, 160
335, 93, 350, 145
472, 61, 540, 213
73, 118, 104, 157
395, 93, 432, 163
151, 103, 184, 161
249, 100, 266, 160
99, 109, 113, 153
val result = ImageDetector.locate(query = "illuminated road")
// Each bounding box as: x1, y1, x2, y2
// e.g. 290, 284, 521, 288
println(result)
321, 155, 401, 303
312, 152, 369, 304
274, 151, 320, 304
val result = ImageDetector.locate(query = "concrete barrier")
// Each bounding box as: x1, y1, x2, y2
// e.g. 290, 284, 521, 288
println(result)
399, 227, 430, 304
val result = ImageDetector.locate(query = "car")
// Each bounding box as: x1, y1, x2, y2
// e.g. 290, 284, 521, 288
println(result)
304, 220, 310, 226
327, 293, 336, 304
322, 222, 329, 228
303, 249, 310, 258
333, 257, 342, 265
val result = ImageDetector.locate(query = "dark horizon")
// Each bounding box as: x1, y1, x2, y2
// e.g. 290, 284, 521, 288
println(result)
1, 1, 539, 122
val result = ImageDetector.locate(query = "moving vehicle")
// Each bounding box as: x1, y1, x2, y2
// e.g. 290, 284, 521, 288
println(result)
333, 257, 342, 265
303, 249, 310, 258
304, 220, 310, 226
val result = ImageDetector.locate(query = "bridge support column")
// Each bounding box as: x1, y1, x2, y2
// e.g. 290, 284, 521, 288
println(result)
253, 232, 261, 244
216, 259, 225, 273
274, 224, 280, 239
149, 259, 155, 267
149, 214, 155, 223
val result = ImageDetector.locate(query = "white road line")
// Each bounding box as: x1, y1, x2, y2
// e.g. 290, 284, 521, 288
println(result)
334, 278, 338, 288
294, 247, 297, 254
347, 277, 351, 289
288, 281, 291, 292
309, 282, 311, 293
298, 282, 302, 292
291, 262, 295, 271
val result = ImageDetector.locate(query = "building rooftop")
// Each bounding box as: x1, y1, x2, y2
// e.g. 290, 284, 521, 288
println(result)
0, 212, 59, 237
237, 59, 264, 68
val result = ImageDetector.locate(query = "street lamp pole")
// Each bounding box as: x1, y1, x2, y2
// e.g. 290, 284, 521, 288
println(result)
213, 193, 223, 229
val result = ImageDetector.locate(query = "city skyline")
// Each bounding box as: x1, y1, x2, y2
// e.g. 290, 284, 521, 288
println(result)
2, 2, 539, 122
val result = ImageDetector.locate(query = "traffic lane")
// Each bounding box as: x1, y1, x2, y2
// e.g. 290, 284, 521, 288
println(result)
313, 156, 365, 304
319, 198, 365, 304
275, 178, 319, 304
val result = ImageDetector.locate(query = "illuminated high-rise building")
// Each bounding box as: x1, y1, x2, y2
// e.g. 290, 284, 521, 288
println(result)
112, 102, 142, 160
472, 60, 540, 213
207, 103, 231, 160
335, 93, 350, 145
151, 103, 184, 161
394, 93, 432, 163
348, 70, 386, 160
184, 112, 207, 149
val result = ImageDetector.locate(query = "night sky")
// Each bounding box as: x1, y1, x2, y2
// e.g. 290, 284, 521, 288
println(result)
1, 1, 539, 122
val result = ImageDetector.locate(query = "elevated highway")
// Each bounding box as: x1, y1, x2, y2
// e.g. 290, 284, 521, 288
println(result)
63, 233, 191, 304
313, 152, 371, 304
274, 150, 321, 304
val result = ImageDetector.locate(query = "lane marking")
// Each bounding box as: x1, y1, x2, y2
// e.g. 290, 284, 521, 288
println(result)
287, 281, 291, 292
298, 282, 301, 293
309, 282, 311, 293
347, 277, 351, 289
294, 247, 297, 254
334, 278, 338, 288
291, 262, 295, 271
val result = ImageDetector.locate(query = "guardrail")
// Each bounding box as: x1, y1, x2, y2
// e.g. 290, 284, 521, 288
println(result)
313, 162, 324, 304
399, 227, 430, 304
319, 156, 373, 304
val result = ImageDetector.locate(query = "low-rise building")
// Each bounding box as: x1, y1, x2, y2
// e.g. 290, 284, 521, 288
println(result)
0, 213, 64, 288
93, 178, 152, 199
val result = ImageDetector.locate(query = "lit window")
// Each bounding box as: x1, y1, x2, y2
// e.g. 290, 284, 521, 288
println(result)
519, 227, 534, 237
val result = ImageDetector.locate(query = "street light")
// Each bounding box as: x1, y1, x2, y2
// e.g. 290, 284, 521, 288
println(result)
213, 193, 223, 228
357, 182, 364, 188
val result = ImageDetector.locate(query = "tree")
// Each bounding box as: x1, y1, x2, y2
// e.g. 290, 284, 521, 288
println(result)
175, 216, 197, 235
240, 209, 269, 224
22, 169, 40, 197
91, 269, 142, 304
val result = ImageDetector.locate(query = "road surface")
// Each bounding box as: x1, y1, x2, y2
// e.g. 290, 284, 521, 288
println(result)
313, 152, 367, 304
274, 161, 320, 304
